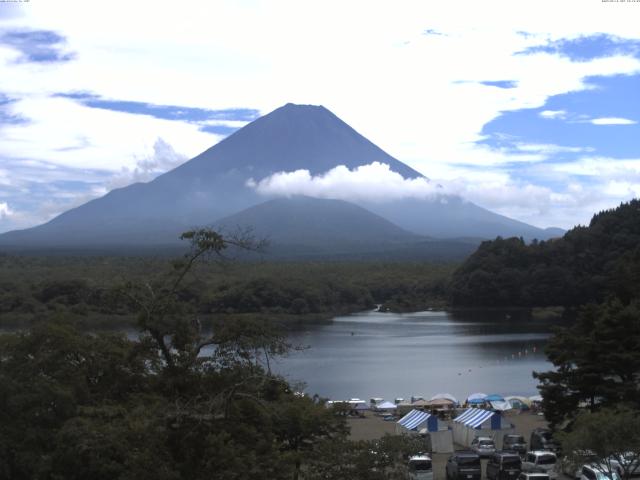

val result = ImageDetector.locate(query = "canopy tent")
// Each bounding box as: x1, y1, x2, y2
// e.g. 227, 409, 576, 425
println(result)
427, 398, 455, 408
452, 409, 515, 449
411, 399, 431, 407
431, 393, 458, 404
505, 396, 531, 409
467, 393, 488, 404
489, 400, 513, 411
529, 395, 543, 403
397, 409, 434, 431
396, 409, 453, 453
484, 394, 505, 402
376, 401, 397, 410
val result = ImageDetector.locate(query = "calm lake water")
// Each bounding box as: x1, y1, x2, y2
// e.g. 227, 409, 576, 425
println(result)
273, 309, 555, 403
0, 309, 556, 404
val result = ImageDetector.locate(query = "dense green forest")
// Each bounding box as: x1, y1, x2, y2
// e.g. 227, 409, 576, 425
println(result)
0, 230, 427, 479
0, 254, 454, 329
450, 199, 640, 308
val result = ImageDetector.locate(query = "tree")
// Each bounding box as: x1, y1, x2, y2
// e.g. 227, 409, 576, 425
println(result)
304, 434, 426, 480
559, 408, 640, 480
0, 229, 350, 480
534, 299, 640, 427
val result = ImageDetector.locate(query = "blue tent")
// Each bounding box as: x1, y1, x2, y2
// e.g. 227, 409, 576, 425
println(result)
484, 394, 505, 402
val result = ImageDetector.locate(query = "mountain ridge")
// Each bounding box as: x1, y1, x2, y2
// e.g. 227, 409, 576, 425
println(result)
0, 103, 563, 252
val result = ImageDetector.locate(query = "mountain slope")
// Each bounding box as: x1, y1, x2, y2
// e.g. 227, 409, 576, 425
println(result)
0, 103, 561, 250
215, 196, 480, 260
215, 196, 419, 246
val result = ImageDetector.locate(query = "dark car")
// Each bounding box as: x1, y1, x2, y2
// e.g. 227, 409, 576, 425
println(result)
504, 435, 528, 455
530, 428, 560, 453
446, 451, 482, 480
487, 452, 523, 480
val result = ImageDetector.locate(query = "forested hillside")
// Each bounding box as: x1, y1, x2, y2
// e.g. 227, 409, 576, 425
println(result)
450, 200, 640, 307
0, 256, 453, 328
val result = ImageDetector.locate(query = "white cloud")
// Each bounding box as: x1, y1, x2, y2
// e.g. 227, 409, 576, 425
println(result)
589, 117, 637, 125
248, 161, 640, 230
0, 202, 14, 219
107, 137, 188, 189
0, 0, 639, 231
539, 110, 567, 119
513, 143, 593, 154
247, 162, 443, 203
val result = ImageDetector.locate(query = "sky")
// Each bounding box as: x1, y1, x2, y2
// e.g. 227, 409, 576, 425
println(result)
0, 0, 639, 233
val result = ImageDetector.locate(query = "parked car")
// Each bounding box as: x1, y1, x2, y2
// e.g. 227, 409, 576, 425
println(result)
408, 454, 433, 480
471, 436, 497, 458
487, 452, 522, 480
518, 473, 550, 480
580, 464, 622, 480
446, 451, 482, 480
609, 453, 640, 478
530, 429, 560, 453
503, 435, 528, 455
559, 451, 598, 479
522, 451, 558, 479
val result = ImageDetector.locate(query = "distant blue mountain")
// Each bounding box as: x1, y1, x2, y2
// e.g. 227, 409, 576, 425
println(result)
0, 103, 562, 253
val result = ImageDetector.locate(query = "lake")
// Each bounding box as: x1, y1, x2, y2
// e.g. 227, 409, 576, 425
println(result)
0, 308, 556, 404
274, 309, 555, 403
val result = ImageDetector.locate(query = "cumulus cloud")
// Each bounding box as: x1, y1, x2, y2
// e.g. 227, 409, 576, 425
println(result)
247, 162, 443, 203
0, 202, 14, 219
589, 117, 636, 125
539, 110, 567, 119
108, 137, 188, 188
246, 162, 579, 222
247, 161, 640, 230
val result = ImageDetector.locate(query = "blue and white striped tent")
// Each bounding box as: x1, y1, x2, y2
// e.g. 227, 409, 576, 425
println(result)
452, 409, 514, 448
397, 409, 435, 432
396, 409, 454, 453
453, 408, 496, 428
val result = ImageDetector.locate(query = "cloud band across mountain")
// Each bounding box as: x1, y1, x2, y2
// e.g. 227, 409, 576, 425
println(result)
247, 162, 443, 203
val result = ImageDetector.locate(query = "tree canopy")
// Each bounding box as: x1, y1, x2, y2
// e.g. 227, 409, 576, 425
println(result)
0, 229, 425, 480
450, 200, 640, 308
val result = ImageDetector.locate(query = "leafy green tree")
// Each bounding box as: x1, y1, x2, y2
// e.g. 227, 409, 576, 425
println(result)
534, 299, 640, 426
559, 408, 640, 480
0, 229, 348, 480
304, 434, 426, 480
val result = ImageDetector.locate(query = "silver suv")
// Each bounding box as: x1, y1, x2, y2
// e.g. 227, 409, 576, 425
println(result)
471, 437, 496, 458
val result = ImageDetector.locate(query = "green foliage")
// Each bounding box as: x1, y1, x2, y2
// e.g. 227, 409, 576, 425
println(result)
533, 299, 640, 426
0, 256, 455, 329
450, 200, 640, 307
559, 408, 640, 480
0, 229, 353, 480
304, 434, 426, 480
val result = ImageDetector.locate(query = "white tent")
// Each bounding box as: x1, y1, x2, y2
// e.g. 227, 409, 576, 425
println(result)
467, 393, 488, 404
396, 409, 454, 453
376, 401, 397, 411
452, 409, 515, 449
489, 400, 513, 411
505, 396, 531, 409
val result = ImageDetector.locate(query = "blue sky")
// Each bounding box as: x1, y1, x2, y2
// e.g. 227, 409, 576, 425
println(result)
0, 0, 639, 232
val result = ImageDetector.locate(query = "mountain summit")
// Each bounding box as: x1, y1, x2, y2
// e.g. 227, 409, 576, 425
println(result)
0, 103, 560, 252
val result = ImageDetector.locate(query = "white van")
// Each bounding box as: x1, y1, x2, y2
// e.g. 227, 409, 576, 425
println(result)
408, 454, 433, 480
